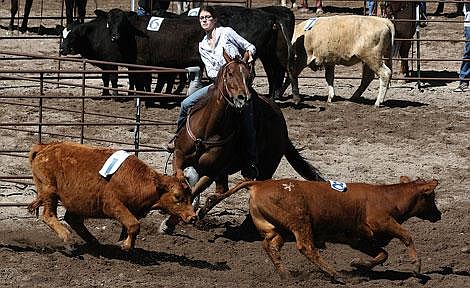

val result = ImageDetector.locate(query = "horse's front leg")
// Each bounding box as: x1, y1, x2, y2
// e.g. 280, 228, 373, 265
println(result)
198, 174, 228, 219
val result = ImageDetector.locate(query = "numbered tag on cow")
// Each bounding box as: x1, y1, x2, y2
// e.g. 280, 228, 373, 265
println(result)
99, 150, 131, 178
329, 180, 347, 192
304, 17, 319, 31
187, 7, 200, 16
147, 17, 164, 31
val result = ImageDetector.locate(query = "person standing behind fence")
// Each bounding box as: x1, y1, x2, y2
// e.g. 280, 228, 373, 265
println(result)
298, 0, 323, 15
454, 3, 470, 92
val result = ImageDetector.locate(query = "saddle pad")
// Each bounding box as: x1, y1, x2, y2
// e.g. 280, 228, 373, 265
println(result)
188, 7, 200, 16
304, 17, 319, 31
329, 180, 347, 192
147, 17, 164, 31
99, 150, 131, 178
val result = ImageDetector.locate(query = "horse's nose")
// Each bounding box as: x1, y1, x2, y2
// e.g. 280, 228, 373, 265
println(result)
237, 94, 246, 101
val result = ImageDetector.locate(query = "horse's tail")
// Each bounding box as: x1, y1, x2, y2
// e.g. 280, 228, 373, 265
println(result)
285, 139, 325, 181
198, 180, 256, 219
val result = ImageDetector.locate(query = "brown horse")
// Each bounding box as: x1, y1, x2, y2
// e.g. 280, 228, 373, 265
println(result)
162, 50, 324, 232
383, 1, 416, 78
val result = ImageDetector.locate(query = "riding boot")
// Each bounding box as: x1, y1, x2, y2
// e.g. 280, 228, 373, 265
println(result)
240, 100, 259, 180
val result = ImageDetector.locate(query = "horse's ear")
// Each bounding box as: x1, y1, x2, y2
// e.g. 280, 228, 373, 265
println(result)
223, 48, 232, 63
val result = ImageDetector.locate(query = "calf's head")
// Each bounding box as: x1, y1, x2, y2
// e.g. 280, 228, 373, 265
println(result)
59, 24, 81, 55
104, 8, 129, 42
152, 176, 197, 224
411, 179, 441, 223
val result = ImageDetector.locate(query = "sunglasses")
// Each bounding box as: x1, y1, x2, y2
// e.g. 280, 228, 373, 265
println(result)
199, 15, 213, 21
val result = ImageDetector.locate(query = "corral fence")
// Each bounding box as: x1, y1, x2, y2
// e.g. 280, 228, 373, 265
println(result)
0, 0, 467, 206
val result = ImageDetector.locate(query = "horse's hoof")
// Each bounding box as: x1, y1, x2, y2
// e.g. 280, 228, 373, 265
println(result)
159, 218, 175, 235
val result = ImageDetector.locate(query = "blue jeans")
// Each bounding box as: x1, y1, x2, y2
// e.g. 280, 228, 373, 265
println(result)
368, 0, 374, 16
177, 84, 211, 129
459, 26, 470, 84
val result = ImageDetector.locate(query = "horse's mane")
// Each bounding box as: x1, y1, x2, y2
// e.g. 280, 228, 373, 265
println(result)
189, 86, 214, 114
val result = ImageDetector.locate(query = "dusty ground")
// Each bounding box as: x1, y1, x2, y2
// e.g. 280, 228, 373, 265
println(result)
0, 1, 469, 287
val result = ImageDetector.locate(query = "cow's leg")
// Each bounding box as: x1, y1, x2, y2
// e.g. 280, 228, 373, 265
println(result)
323, 64, 336, 103
250, 203, 289, 278
164, 74, 177, 94
374, 63, 392, 106
262, 230, 289, 279
434, 2, 444, 15
19, 0, 33, 32
350, 246, 389, 270
383, 220, 421, 273
173, 73, 187, 95
350, 63, 375, 101
101, 72, 110, 96
63, 211, 99, 246
292, 227, 344, 283
41, 191, 72, 243
110, 70, 119, 97
102, 199, 140, 251
400, 41, 412, 77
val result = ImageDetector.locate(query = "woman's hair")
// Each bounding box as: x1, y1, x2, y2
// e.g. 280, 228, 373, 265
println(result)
198, 5, 218, 19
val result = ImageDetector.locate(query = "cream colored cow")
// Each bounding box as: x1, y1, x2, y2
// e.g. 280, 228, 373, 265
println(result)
289, 15, 395, 106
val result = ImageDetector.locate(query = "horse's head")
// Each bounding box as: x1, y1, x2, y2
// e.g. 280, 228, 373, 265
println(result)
216, 49, 254, 110
382, 1, 410, 19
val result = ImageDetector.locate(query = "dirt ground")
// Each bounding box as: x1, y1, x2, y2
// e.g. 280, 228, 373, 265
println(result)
0, 1, 469, 287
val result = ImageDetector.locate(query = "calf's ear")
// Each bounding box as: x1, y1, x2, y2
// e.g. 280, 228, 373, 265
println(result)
421, 179, 439, 195
418, 179, 439, 195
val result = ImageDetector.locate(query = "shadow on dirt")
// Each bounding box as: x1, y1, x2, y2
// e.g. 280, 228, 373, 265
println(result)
0, 24, 63, 36
275, 94, 427, 109
0, 243, 230, 271
344, 269, 431, 284
403, 70, 460, 88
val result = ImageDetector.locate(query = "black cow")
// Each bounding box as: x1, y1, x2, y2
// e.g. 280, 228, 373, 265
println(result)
9, 0, 87, 32
106, 8, 205, 105
211, 5, 294, 98
107, 6, 294, 99
59, 10, 138, 97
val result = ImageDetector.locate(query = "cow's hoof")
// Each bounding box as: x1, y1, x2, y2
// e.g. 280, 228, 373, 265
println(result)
279, 270, 291, 280
350, 258, 372, 271
331, 275, 346, 285
412, 258, 422, 274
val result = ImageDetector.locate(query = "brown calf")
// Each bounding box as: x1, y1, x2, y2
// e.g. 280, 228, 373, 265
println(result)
200, 176, 441, 283
28, 141, 196, 251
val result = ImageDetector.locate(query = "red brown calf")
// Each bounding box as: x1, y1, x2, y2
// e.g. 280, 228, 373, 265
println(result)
28, 141, 196, 251
200, 176, 441, 284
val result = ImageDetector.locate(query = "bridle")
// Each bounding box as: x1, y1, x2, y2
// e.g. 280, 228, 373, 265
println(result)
184, 59, 251, 149
217, 59, 251, 108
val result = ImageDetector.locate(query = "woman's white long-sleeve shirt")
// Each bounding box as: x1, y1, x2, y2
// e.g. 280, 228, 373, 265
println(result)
199, 26, 256, 79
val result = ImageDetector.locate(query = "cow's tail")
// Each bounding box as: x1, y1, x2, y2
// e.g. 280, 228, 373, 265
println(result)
285, 138, 325, 181
277, 19, 294, 92
198, 180, 256, 219
387, 20, 399, 58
